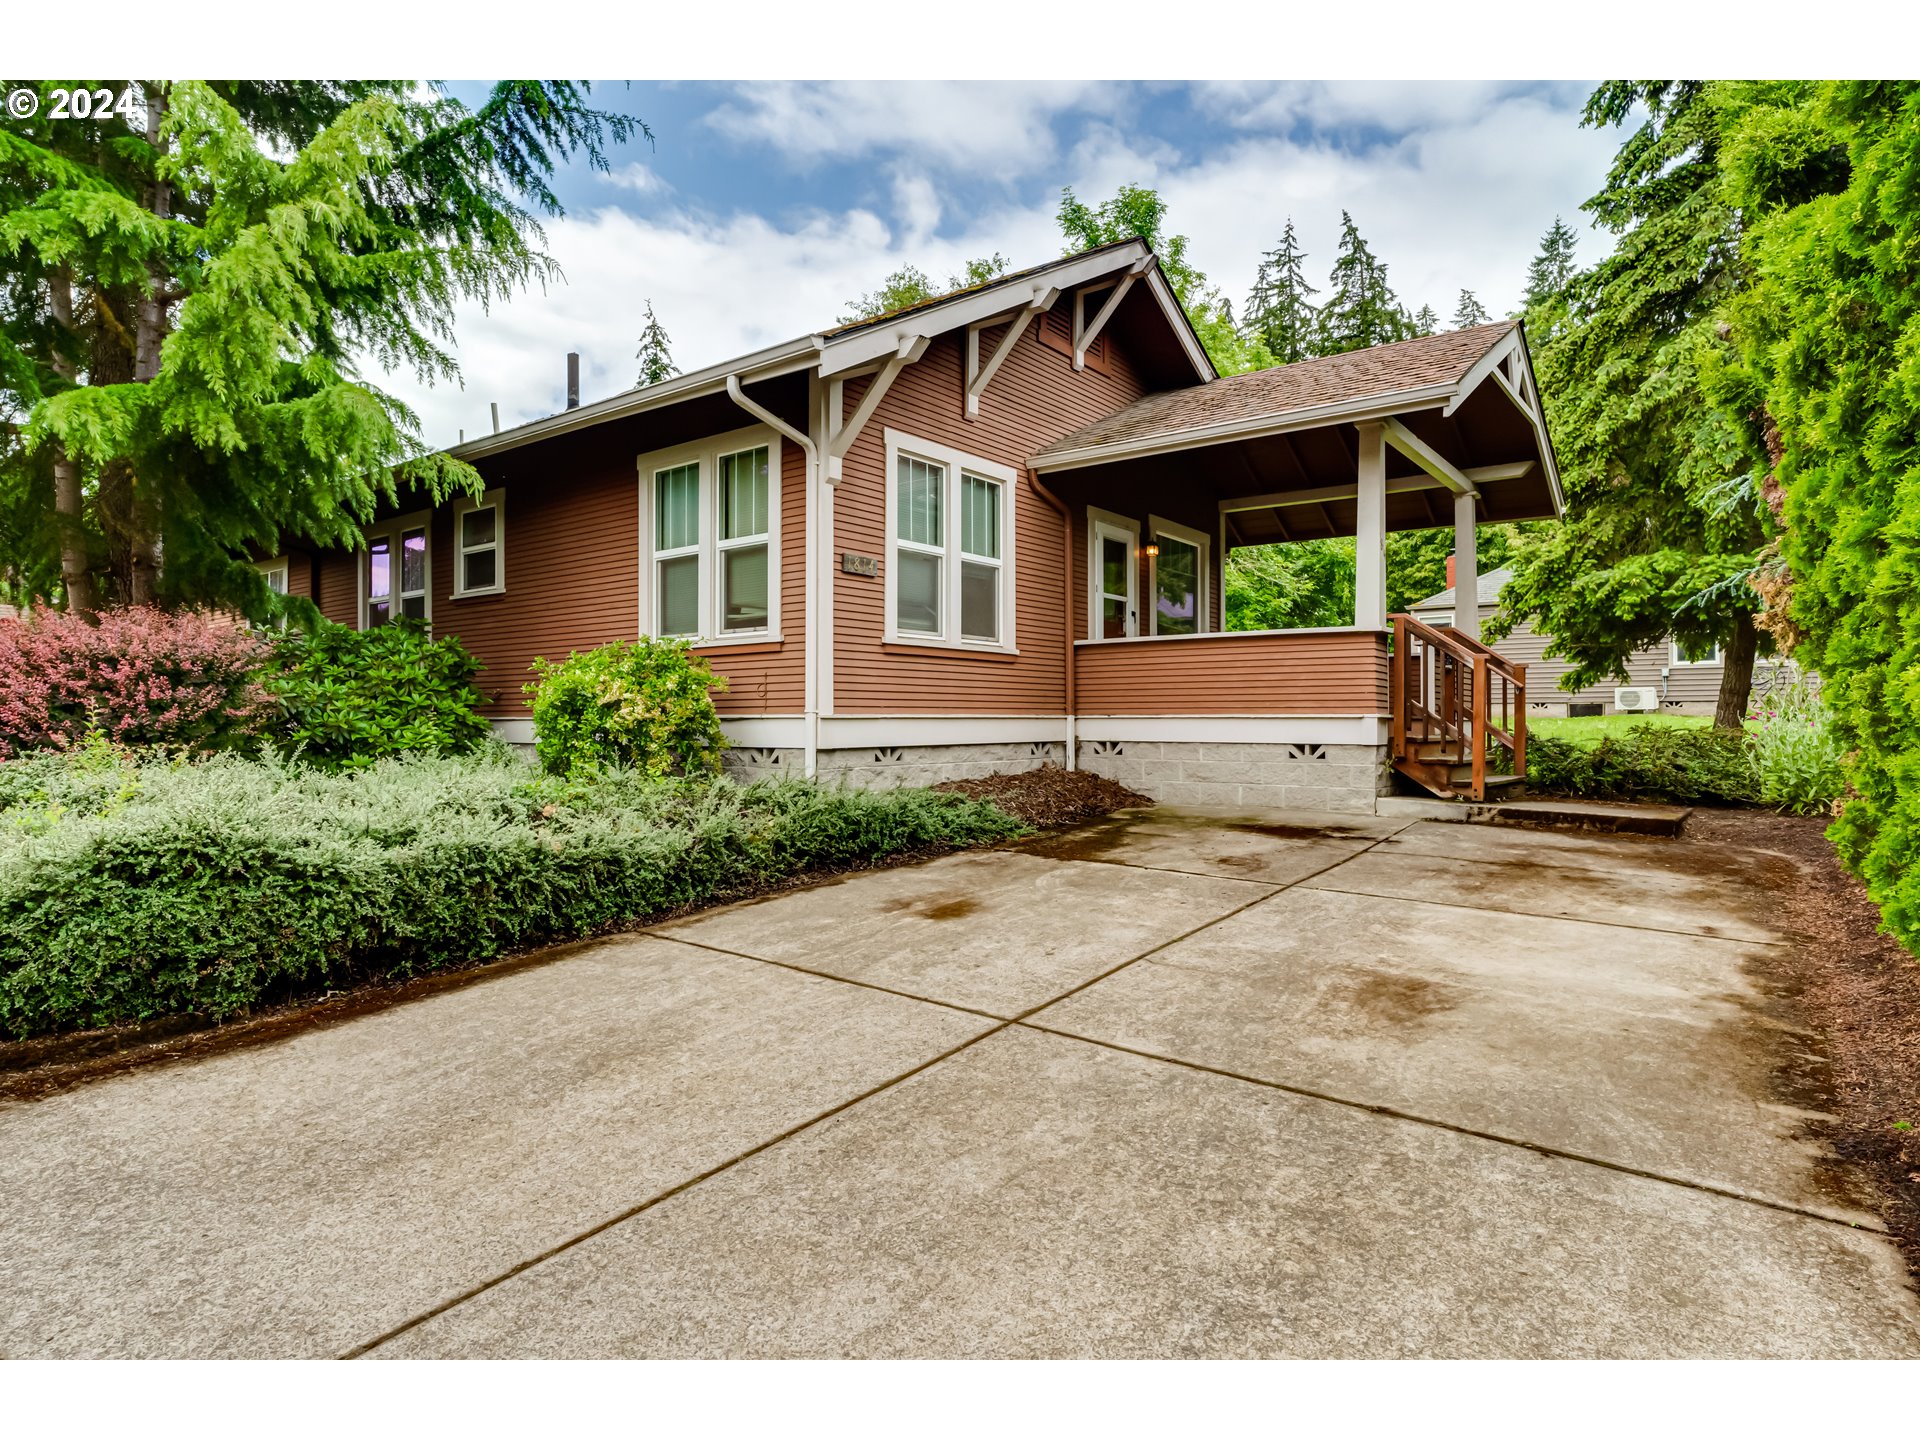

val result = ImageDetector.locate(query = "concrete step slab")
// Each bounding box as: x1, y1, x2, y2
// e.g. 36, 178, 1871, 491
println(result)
1377, 795, 1691, 836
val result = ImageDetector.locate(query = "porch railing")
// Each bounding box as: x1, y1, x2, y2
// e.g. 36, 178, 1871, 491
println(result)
1388, 613, 1528, 801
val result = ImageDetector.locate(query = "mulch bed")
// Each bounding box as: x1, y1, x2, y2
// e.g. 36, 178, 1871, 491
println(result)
1688, 808, 1920, 1281
933, 765, 1153, 829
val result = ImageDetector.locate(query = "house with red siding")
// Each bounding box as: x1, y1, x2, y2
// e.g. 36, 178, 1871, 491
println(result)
272, 239, 1564, 812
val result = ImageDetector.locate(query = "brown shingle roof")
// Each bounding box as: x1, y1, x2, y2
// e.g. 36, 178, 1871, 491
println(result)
1033, 321, 1515, 461
822, 238, 1147, 338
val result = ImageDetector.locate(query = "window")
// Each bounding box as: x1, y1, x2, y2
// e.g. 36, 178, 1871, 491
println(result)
638, 426, 781, 642
1147, 515, 1210, 637
361, 512, 429, 628
1670, 638, 1722, 666
453, 489, 504, 597
884, 429, 1017, 652
258, 558, 289, 596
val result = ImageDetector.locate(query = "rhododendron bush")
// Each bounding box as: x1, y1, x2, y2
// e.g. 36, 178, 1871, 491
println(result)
0, 607, 275, 758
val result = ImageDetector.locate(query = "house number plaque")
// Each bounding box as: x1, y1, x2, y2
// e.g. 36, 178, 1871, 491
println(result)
841, 552, 880, 577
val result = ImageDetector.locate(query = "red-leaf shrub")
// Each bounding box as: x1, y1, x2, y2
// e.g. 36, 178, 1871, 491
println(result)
0, 606, 276, 758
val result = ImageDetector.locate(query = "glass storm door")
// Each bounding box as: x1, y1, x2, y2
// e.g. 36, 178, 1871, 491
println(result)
1093, 520, 1137, 638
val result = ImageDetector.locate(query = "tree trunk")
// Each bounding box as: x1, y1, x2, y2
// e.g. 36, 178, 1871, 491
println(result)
128, 82, 171, 606
46, 266, 97, 614
1715, 611, 1758, 730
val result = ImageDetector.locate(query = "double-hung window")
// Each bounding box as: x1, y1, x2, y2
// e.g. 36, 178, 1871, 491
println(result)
452, 489, 505, 597
883, 429, 1016, 652
362, 511, 429, 627
1146, 515, 1210, 637
639, 426, 780, 642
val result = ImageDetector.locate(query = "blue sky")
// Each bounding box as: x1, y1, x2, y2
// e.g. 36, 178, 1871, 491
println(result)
399, 81, 1624, 447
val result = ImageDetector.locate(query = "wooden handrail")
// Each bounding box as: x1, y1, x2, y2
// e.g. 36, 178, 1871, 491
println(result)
1388, 613, 1528, 801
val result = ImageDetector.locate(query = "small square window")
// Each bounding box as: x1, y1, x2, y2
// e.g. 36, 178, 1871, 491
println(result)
454, 491, 504, 597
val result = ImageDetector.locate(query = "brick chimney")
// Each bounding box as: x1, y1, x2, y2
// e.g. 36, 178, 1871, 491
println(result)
1446, 554, 1456, 589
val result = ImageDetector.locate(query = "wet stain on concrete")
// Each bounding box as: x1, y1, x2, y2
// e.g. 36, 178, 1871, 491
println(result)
1346, 971, 1461, 1028
1229, 821, 1369, 842
879, 895, 983, 921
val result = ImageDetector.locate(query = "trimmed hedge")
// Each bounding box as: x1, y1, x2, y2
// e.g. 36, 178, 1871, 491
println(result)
0, 748, 1025, 1038
1520, 725, 1762, 806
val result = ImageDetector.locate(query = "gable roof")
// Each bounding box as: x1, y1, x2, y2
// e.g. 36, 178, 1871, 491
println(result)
1032, 322, 1517, 468
448, 239, 1212, 463
1411, 565, 1513, 611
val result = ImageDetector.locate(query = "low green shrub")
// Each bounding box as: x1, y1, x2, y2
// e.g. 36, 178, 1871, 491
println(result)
525, 637, 728, 777
265, 619, 491, 770
1520, 723, 1761, 805
1748, 675, 1848, 815
0, 748, 1024, 1037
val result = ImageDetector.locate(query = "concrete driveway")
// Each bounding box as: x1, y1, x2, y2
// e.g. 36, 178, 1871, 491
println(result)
5, 808, 1918, 1359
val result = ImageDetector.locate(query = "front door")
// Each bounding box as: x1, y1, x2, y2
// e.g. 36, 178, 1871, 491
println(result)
1092, 518, 1137, 638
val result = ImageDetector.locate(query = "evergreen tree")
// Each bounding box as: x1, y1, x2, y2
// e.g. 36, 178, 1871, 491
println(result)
1412, 304, 1440, 336
837, 254, 1011, 325
1057, 183, 1273, 375
634, 299, 676, 387
1452, 289, 1491, 328
0, 80, 643, 615
1242, 219, 1319, 363
1489, 82, 1767, 728
1314, 212, 1415, 355
1522, 216, 1581, 310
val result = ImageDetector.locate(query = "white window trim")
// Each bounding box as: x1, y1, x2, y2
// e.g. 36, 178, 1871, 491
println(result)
1146, 513, 1212, 637
882, 427, 1019, 654
451, 487, 506, 598
256, 556, 289, 595
358, 509, 431, 629
1086, 505, 1139, 641
636, 423, 782, 646
1669, 638, 1722, 666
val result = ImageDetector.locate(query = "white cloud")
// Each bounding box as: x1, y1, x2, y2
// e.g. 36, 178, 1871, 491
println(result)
703, 80, 1120, 176
601, 161, 671, 195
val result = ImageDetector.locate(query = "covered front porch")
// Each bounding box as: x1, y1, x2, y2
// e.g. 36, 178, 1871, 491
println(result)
1031, 322, 1563, 809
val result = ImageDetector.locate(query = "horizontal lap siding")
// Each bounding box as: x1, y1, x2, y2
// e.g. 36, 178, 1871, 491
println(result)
833, 312, 1149, 715
1075, 632, 1389, 714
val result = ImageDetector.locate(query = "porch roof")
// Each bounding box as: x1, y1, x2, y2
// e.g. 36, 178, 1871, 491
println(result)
1031, 321, 1564, 541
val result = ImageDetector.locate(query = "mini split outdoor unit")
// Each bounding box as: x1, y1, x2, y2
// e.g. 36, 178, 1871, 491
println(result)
1613, 686, 1659, 712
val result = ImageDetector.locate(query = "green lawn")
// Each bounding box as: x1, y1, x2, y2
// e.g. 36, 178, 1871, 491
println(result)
1527, 712, 1714, 744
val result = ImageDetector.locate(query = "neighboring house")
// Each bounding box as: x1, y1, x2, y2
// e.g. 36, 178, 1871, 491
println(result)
1409, 563, 1787, 716
273, 239, 1563, 812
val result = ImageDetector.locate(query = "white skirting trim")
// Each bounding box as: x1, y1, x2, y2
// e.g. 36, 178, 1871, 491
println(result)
818, 714, 1068, 748
719, 715, 808, 747
1075, 715, 1390, 745
489, 718, 536, 745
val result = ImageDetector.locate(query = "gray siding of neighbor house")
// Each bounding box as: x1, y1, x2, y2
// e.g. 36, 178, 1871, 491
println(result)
1429, 601, 1735, 712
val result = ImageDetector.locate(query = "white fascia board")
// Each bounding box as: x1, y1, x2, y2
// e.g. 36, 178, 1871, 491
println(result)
1074, 715, 1390, 745
1508, 329, 1566, 513
720, 715, 809, 748
449, 338, 821, 463
816, 243, 1153, 379
1032, 387, 1456, 473
818, 714, 1069, 748
1142, 265, 1216, 382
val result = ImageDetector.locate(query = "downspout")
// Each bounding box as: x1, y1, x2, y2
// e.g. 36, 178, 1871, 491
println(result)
1028, 472, 1076, 771
727, 372, 822, 779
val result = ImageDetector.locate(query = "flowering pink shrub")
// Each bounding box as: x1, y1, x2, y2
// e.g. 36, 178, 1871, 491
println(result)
0, 606, 276, 759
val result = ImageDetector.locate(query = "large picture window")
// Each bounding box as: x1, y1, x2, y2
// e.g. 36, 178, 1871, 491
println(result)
883, 429, 1017, 653
638, 427, 781, 643
361, 512, 429, 628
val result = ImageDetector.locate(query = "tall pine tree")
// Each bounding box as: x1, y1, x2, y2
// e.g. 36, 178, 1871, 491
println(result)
1522, 216, 1580, 310
0, 80, 643, 615
1412, 304, 1439, 336
1452, 289, 1491, 328
1242, 219, 1319, 364
635, 299, 676, 386
1314, 212, 1415, 355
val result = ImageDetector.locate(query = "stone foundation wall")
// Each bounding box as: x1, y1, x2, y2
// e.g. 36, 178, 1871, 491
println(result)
813, 741, 1065, 790
1075, 740, 1390, 813
719, 746, 806, 782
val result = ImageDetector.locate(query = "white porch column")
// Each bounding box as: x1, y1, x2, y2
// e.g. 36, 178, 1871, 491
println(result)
1353, 421, 1387, 630
1452, 490, 1480, 640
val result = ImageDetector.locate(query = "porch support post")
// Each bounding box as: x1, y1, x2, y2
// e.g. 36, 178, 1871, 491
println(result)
1453, 490, 1480, 641
1354, 421, 1387, 630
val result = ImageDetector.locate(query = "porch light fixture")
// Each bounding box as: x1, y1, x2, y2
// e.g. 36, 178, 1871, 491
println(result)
1141, 538, 1160, 558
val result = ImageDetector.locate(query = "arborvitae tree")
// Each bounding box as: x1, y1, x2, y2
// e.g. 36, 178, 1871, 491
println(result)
1056, 183, 1273, 375
635, 299, 677, 387
1243, 219, 1319, 364
1412, 304, 1440, 336
1489, 82, 1767, 729
1452, 289, 1491, 328
1315, 212, 1415, 355
0, 81, 642, 615
1522, 216, 1581, 311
